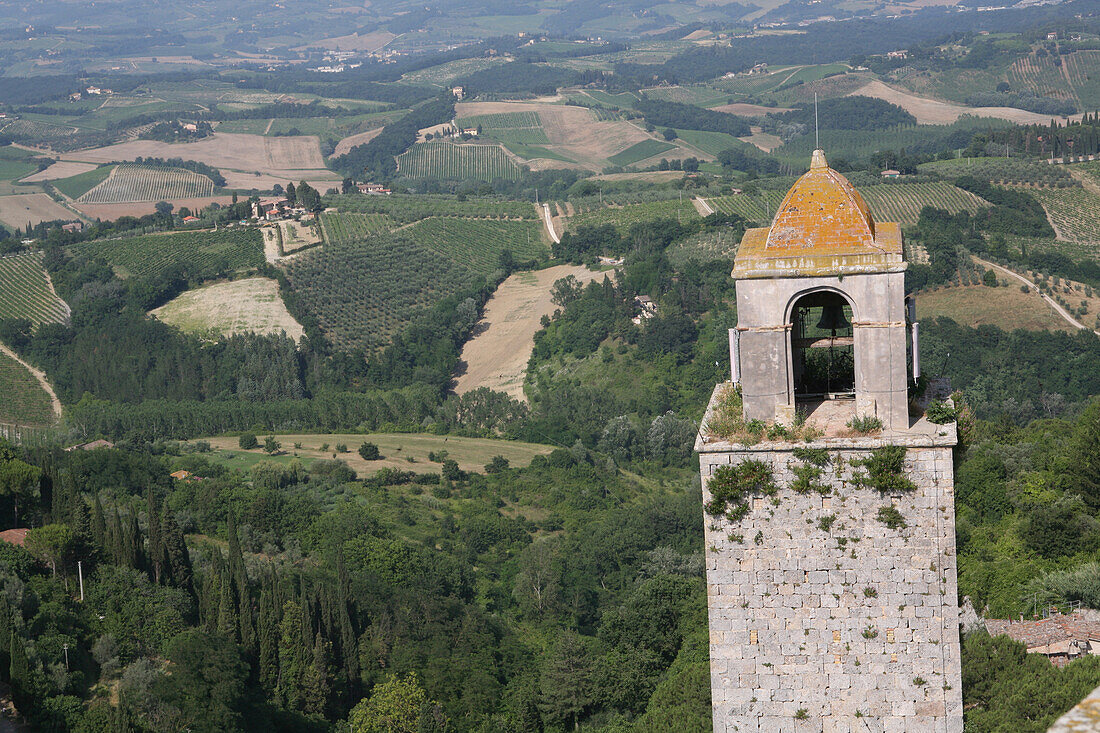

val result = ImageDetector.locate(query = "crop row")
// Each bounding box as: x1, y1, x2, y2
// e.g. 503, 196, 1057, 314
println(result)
0, 350, 54, 427
858, 182, 988, 226
284, 233, 480, 352
79, 164, 216, 204
919, 157, 1076, 187
397, 142, 520, 182
327, 193, 537, 222
566, 199, 700, 234
71, 229, 263, 281
320, 213, 397, 246
404, 218, 546, 274
0, 252, 69, 325
1033, 188, 1100, 245
454, 111, 542, 130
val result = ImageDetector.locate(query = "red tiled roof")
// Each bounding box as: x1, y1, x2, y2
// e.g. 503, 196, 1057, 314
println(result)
0, 529, 29, 547
986, 611, 1100, 650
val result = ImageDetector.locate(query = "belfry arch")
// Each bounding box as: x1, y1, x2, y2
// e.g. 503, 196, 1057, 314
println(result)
787, 289, 856, 401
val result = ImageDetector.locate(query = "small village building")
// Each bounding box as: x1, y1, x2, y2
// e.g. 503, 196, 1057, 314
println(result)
886, 50, 908, 60
182, 215, 201, 224
880, 169, 901, 178
451, 86, 465, 100
356, 182, 391, 195
986, 610, 1100, 667
0, 529, 29, 547
61, 221, 84, 233
65, 439, 114, 451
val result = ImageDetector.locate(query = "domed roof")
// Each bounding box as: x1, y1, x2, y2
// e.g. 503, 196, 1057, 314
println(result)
732, 150, 905, 279
765, 150, 875, 250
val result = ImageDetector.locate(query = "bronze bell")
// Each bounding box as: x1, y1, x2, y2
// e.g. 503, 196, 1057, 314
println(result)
815, 304, 850, 332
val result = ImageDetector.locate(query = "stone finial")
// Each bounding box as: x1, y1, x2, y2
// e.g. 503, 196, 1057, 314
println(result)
811, 149, 828, 169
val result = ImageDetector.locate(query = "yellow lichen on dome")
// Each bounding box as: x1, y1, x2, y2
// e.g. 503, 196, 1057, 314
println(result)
765, 149, 875, 251
733, 150, 905, 279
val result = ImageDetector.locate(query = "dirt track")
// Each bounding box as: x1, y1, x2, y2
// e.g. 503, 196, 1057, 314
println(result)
455, 265, 610, 400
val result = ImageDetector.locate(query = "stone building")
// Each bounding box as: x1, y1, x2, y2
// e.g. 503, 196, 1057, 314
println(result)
696, 151, 963, 732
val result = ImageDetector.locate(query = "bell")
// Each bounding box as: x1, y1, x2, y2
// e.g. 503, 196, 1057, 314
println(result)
815, 304, 850, 332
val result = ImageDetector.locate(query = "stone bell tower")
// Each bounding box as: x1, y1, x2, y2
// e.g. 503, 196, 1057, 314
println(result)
697, 151, 963, 733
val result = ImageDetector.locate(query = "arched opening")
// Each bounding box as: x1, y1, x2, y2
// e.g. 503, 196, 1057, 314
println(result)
789, 290, 855, 401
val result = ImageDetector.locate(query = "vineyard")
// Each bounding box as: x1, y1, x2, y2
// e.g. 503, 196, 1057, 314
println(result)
284, 232, 483, 352
607, 139, 677, 167
72, 229, 263, 281
0, 252, 69, 325
639, 85, 729, 107
0, 118, 78, 144
704, 181, 987, 227
397, 142, 521, 181
1008, 53, 1077, 104
0, 349, 54, 427
666, 229, 740, 266
77, 164, 217, 204
1032, 188, 1100, 247
327, 194, 536, 222
566, 198, 700, 233
455, 112, 551, 147
919, 157, 1076, 187
859, 182, 988, 225
319, 213, 397, 244
404, 218, 546, 274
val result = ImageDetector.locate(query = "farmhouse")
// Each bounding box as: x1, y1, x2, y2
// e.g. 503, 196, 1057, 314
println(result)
986, 610, 1100, 667
886, 49, 908, 59
357, 182, 391, 195
61, 221, 83, 233
880, 169, 901, 178
253, 197, 290, 221
451, 86, 465, 100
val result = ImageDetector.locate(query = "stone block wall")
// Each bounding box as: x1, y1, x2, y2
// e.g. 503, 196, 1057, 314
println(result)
699, 441, 963, 733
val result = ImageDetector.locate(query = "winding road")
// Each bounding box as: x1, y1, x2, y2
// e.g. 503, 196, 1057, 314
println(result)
974, 257, 1099, 335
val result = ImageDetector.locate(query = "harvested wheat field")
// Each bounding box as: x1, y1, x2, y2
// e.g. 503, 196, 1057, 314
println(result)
20, 161, 98, 182
455, 101, 656, 170
61, 133, 329, 177
455, 264, 611, 401
852, 80, 1069, 125
151, 277, 304, 340
739, 127, 784, 152
0, 193, 77, 228
219, 170, 341, 193
333, 127, 384, 157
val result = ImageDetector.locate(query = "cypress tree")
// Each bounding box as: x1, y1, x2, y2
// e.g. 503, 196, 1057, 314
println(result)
0, 596, 12, 679
9, 631, 31, 714
258, 580, 279, 694
146, 487, 162, 584
91, 493, 106, 550
277, 599, 304, 709
161, 510, 193, 593
217, 563, 239, 643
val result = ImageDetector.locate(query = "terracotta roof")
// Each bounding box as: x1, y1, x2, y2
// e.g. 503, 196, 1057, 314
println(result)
986, 611, 1100, 651
0, 529, 28, 547
733, 150, 905, 279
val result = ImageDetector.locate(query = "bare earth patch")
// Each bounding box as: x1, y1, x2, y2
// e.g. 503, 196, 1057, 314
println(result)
0, 193, 77, 228
219, 171, 340, 193
60, 133, 329, 178
455, 265, 610, 401
19, 161, 97, 182
852, 79, 1070, 125
278, 220, 321, 253
151, 277, 304, 340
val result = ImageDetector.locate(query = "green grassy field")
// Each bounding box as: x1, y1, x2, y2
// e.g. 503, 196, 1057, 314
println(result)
607, 139, 677, 167
0, 251, 69, 325
52, 165, 113, 199
327, 193, 537, 222
917, 284, 1070, 332
197, 432, 553, 475
0, 349, 55, 426
673, 129, 746, 157
0, 147, 42, 183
